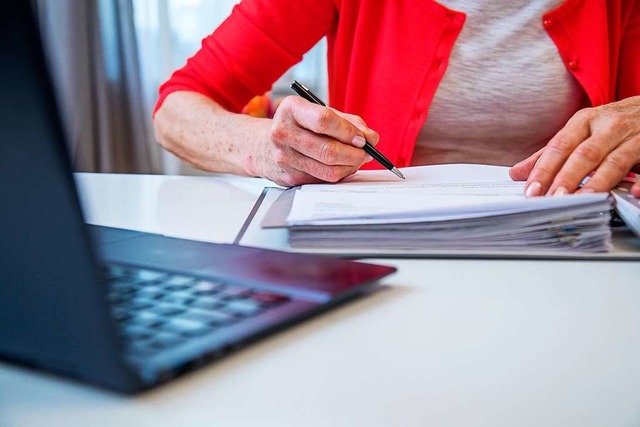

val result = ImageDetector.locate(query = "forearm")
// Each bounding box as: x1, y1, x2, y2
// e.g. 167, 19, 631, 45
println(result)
153, 91, 270, 176
154, 91, 375, 186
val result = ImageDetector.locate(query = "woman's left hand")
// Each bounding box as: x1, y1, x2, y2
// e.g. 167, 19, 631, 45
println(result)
509, 96, 640, 198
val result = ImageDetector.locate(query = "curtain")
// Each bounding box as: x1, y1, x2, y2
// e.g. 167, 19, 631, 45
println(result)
36, 0, 327, 175
36, 0, 161, 174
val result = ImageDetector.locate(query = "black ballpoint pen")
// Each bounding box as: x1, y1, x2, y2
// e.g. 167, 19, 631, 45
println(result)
290, 80, 405, 179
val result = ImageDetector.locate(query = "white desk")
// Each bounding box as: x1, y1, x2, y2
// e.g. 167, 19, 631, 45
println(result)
2, 173, 640, 427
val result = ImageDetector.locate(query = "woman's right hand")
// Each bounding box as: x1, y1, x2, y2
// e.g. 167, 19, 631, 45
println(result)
248, 96, 379, 187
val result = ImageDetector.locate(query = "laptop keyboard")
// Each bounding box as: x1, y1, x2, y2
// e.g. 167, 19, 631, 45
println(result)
100, 264, 290, 357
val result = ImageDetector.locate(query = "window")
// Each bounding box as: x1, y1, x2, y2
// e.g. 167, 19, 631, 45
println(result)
133, 0, 328, 117
132, 0, 328, 174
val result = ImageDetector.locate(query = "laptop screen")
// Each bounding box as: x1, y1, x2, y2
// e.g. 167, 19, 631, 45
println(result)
0, 2, 138, 391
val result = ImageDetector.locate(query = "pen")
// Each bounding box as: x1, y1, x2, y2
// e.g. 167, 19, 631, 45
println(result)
290, 80, 405, 180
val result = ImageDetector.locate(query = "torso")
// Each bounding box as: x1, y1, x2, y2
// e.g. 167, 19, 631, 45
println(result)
411, 0, 587, 166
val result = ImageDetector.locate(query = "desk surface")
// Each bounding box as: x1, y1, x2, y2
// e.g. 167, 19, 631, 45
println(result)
2, 173, 640, 427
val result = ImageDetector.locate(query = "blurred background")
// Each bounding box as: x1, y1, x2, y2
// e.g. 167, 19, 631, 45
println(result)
36, 0, 328, 175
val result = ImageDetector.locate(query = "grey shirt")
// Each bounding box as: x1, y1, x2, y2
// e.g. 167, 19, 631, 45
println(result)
411, 0, 586, 167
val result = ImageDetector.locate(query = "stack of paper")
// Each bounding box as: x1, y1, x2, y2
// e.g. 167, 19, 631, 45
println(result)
282, 164, 613, 253
612, 180, 640, 237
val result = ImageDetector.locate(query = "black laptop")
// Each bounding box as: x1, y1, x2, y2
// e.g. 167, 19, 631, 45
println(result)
0, 3, 396, 393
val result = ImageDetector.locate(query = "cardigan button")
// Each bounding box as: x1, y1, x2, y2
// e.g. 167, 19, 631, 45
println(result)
543, 18, 552, 28
568, 60, 579, 70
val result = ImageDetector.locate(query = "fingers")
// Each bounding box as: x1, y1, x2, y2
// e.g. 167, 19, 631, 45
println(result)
546, 134, 622, 195
524, 100, 640, 197
578, 140, 640, 192
268, 124, 369, 167
267, 143, 361, 186
264, 96, 379, 185
333, 110, 380, 146
274, 164, 323, 187
284, 149, 362, 183
548, 111, 640, 194
509, 147, 545, 181
280, 96, 369, 148
524, 109, 592, 196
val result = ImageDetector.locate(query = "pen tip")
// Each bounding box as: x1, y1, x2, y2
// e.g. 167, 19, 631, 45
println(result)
391, 167, 405, 179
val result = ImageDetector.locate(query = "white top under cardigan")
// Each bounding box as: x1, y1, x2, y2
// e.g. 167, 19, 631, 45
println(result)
411, 0, 586, 167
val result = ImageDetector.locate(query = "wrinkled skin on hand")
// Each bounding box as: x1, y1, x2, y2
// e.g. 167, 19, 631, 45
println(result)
510, 96, 640, 198
250, 96, 379, 187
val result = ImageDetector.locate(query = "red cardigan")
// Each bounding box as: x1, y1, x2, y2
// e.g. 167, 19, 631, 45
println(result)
157, 0, 640, 169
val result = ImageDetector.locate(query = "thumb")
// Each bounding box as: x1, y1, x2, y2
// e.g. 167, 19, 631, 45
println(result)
509, 147, 545, 181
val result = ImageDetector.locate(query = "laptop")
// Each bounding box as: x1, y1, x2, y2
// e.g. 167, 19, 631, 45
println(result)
0, 2, 396, 394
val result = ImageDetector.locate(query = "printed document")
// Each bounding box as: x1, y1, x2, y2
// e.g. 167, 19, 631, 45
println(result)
286, 164, 609, 226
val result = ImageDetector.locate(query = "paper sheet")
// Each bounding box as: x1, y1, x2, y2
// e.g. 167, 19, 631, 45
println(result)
286, 164, 609, 225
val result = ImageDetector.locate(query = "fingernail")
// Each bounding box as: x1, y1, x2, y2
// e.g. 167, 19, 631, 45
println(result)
553, 186, 568, 196
365, 155, 373, 162
578, 187, 595, 194
525, 181, 542, 197
352, 135, 366, 148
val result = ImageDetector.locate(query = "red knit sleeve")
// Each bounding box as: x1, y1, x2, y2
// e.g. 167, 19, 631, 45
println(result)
618, 0, 640, 99
154, 0, 337, 114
